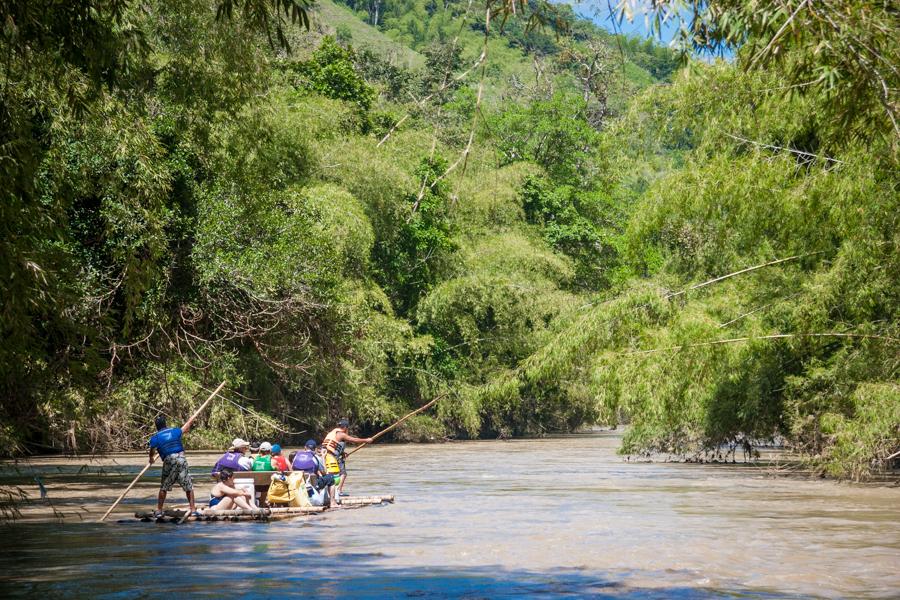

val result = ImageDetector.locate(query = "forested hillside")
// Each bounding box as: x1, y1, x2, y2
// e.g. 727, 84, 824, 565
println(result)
2, 0, 897, 479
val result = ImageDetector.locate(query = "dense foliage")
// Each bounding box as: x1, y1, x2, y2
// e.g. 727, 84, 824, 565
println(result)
1, 0, 896, 479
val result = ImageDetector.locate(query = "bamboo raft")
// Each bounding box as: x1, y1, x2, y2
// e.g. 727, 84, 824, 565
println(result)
133, 495, 395, 523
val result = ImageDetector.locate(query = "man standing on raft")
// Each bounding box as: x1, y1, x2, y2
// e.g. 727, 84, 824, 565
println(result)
149, 415, 197, 517
323, 418, 372, 498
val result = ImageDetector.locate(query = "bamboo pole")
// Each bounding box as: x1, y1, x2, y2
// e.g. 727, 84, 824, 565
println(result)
135, 496, 395, 521
615, 332, 900, 357
146, 506, 325, 517
345, 394, 444, 457
145, 495, 394, 518
99, 462, 155, 523
98, 380, 227, 522
339, 495, 395, 505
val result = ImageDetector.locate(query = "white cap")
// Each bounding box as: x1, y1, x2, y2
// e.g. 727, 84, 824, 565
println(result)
259, 441, 272, 452
230, 438, 250, 450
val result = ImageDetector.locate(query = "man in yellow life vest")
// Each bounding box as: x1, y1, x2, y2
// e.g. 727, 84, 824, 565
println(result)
322, 418, 372, 499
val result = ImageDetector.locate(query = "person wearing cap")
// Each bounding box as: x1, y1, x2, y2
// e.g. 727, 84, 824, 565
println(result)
148, 415, 197, 517
291, 439, 320, 473
322, 418, 373, 497
252, 441, 274, 471
270, 444, 289, 471
211, 438, 253, 477
292, 439, 337, 507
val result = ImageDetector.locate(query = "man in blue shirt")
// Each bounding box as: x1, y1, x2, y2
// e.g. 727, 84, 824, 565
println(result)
149, 415, 197, 517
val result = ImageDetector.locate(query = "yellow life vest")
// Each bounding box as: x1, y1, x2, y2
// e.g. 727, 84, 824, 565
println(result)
324, 452, 341, 475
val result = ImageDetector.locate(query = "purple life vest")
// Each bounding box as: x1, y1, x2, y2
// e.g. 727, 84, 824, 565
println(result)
212, 451, 248, 476
292, 450, 318, 473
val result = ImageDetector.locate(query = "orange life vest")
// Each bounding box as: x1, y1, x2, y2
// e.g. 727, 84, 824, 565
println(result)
323, 428, 343, 453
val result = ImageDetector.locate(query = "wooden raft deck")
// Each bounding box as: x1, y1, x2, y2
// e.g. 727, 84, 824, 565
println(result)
132, 495, 395, 523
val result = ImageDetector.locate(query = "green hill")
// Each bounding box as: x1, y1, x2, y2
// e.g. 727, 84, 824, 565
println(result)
324, 0, 676, 100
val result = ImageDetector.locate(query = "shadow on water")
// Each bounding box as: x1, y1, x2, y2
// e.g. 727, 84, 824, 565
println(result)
0, 522, 815, 599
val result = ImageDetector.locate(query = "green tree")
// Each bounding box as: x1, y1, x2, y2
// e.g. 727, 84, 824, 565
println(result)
373, 157, 457, 315
520, 176, 622, 290
635, 0, 900, 143
490, 92, 603, 184
291, 36, 376, 112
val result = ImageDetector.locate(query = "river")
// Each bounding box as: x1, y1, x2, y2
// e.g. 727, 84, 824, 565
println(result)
0, 431, 897, 598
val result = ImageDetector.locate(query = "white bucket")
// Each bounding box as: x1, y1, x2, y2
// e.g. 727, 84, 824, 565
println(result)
233, 477, 257, 508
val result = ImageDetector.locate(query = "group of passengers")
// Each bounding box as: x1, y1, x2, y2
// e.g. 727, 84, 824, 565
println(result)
208, 418, 372, 511
149, 416, 371, 517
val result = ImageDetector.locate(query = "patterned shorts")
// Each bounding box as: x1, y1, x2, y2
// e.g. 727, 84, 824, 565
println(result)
160, 453, 193, 493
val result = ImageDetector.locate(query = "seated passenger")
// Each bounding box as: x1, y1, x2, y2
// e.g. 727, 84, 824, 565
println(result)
252, 441, 273, 471
290, 439, 320, 474
292, 440, 336, 507
211, 438, 253, 477
208, 468, 253, 511
315, 443, 339, 508
305, 477, 330, 507
270, 444, 289, 471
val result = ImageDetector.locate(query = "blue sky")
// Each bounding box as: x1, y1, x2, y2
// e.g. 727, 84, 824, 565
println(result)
552, 0, 683, 45
552, 1, 736, 60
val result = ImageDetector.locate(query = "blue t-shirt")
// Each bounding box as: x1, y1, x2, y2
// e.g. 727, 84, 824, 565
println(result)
149, 427, 184, 459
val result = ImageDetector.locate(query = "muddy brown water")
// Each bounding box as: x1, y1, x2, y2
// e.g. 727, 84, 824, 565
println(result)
0, 431, 897, 598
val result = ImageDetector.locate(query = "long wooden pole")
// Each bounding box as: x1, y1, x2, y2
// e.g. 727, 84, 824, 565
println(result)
345, 394, 444, 457
98, 380, 227, 522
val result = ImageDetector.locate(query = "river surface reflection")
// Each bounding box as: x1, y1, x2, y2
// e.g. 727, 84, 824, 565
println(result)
0, 431, 897, 598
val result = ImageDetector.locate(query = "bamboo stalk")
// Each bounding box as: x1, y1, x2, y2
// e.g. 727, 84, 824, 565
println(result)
665, 252, 823, 300
616, 332, 899, 357
98, 380, 227, 522
345, 395, 444, 457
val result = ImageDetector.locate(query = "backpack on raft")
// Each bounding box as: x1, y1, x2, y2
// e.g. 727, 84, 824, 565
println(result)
267, 473, 314, 508
266, 474, 293, 506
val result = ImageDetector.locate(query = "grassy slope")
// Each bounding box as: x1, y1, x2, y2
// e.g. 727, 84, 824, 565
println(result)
312, 0, 664, 104
312, 0, 425, 68
311, 0, 536, 98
